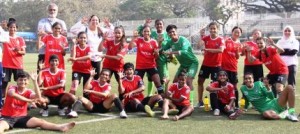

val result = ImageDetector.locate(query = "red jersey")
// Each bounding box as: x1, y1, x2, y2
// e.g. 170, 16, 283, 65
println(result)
243, 41, 263, 65
222, 38, 241, 72
89, 80, 111, 104
168, 83, 190, 106
209, 82, 235, 104
72, 45, 92, 74
2, 86, 35, 117
202, 35, 225, 67
102, 40, 128, 72
2, 36, 26, 69
40, 68, 66, 97
254, 47, 288, 74
42, 34, 68, 69
121, 75, 145, 105
134, 37, 158, 69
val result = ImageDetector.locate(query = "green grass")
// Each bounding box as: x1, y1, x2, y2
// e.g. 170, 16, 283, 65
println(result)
8, 53, 300, 134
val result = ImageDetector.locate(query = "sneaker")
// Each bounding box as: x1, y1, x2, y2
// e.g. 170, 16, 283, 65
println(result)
40, 109, 49, 117
58, 108, 66, 116
144, 105, 155, 117
67, 110, 78, 118
229, 109, 243, 120
213, 109, 220, 116
287, 113, 299, 122
120, 110, 128, 118
198, 101, 204, 108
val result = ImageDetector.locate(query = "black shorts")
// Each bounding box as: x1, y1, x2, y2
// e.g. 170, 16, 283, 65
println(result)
2, 68, 24, 82
244, 65, 264, 82
135, 68, 159, 81
198, 65, 221, 81
72, 72, 90, 86
46, 93, 65, 108
102, 68, 120, 82
0, 116, 32, 129
175, 105, 185, 115
224, 70, 238, 84
267, 74, 288, 85
89, 101, 110, 113
124, 97, 151, 112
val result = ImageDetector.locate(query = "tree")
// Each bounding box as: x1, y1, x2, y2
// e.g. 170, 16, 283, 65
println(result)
237, 0, 300, 18
203, 0, 236, 35
163, 0, 202, 17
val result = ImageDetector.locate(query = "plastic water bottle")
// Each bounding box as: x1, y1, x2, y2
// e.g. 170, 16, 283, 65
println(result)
240, 97, 245, 110
204, 96, 210, 111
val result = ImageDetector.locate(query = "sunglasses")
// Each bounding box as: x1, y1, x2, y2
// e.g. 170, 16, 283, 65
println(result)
49, 9, 56, 11
284, 30, 291, 32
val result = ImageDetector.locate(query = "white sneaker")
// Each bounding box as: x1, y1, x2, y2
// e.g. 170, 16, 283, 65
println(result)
120, 110, 127, 118
58, 108, 66, 116
67, 111, 78, 118
213, 109, 220, 116
286, 113, 299, 122
40, 109, 49, 117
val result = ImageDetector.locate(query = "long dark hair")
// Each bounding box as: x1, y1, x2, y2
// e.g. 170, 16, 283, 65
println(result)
217, 71, 228, 88
115, 25, 126, 52
88, 15, 103, 38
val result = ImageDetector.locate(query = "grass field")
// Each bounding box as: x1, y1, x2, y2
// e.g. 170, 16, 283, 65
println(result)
6, 53, 300, 134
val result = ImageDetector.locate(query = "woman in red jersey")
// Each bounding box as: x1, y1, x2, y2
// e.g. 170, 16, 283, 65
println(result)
2, 18, 26, 97
129, 25, 164, 94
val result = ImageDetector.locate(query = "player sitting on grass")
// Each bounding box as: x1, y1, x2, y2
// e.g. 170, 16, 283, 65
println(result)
68, 69, 127, 118
160, 70, 194, 121
118, 62, 163, 117
206, 71, 242, 119
38, 54, 76, 117
0, 71, 75, 133
241, 72, 298, 122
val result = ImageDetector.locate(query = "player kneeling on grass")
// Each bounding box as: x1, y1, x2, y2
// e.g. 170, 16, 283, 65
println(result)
241, 72, 298, 122
206, 71, 242, 119
160, 71, 194, 121
68, 69, 127, 118
118, 62, 163, 117
38, 54, 76, 117
0, 71, 75, 133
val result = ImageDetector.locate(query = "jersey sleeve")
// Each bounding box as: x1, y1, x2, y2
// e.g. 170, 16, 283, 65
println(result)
259, 82, 275, 100
161, 40, 171, 50
60, 70, 67, 84
228, 84, 236, 100
63, 37, 69, 49
19, 37, 26, 48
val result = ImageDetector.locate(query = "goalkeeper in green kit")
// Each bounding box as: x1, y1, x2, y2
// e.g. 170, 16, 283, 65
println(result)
159, 24, 199, 105
241, 72, 298, 122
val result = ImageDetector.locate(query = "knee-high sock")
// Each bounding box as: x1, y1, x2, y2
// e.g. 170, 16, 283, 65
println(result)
114, 98, 124, 111
189, 90, 194, 106
147, 81, 154, 96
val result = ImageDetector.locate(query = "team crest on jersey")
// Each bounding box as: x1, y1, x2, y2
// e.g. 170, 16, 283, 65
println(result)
46, 77, 51, 82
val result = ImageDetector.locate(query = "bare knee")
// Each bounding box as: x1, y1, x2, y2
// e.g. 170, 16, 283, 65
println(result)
262, 111, 280, 120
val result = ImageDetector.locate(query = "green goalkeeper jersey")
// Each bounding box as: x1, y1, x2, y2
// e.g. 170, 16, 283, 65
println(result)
240, 81, 276, 113
162, 36, 198, 67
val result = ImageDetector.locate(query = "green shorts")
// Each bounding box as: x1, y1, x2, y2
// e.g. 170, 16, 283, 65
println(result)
157, 62, 169, 80
175, 63, 199, 78
261, 98, 285, 114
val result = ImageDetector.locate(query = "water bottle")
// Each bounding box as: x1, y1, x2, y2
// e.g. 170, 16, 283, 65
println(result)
204, 96, 210, 111
240, 97, 245, 111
